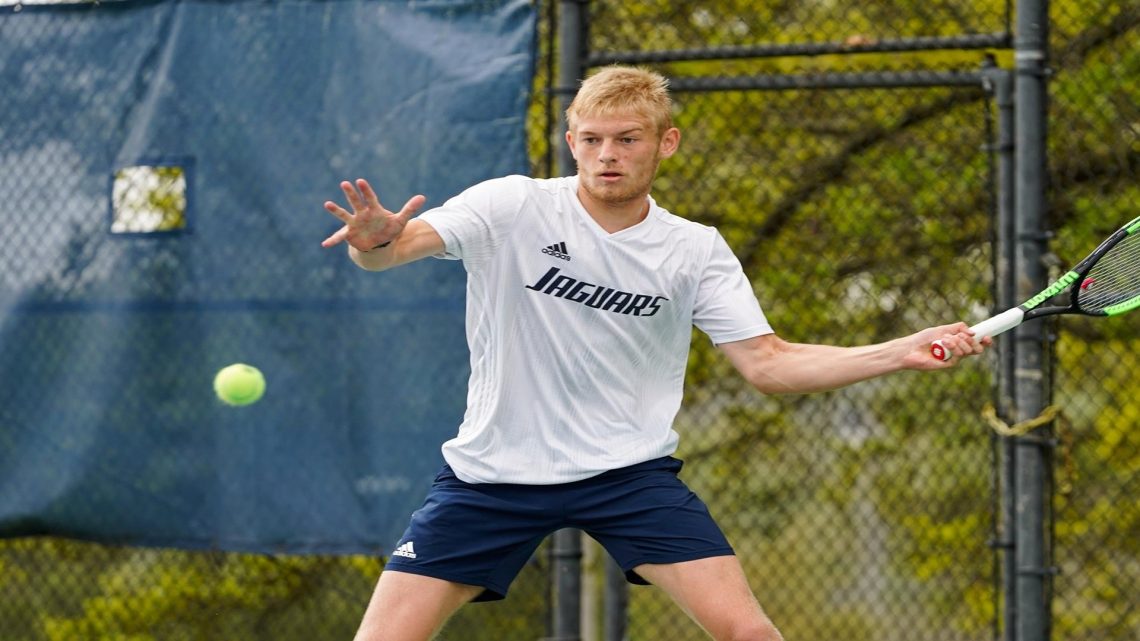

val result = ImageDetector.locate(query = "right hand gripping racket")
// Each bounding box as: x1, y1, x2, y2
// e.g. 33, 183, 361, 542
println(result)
932, 215, 1140, 361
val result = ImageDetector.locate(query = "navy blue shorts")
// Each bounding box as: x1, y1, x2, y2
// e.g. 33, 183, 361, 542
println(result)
383, 456, 734, 602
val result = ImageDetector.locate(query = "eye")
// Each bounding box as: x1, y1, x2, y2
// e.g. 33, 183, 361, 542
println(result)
621, 137, 637, 144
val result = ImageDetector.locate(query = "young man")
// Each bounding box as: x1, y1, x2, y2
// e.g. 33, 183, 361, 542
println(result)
321, 66, 988, 641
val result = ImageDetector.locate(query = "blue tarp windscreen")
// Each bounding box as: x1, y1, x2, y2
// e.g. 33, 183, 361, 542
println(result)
0, 0, 537, 554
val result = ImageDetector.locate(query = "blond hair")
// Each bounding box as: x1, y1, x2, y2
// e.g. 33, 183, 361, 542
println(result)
565, 66, 674, 135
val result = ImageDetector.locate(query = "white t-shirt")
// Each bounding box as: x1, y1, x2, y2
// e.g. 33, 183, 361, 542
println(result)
418, 175, 772, 484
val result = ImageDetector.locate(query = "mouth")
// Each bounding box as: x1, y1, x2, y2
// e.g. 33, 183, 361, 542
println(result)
598, 171, 623, 182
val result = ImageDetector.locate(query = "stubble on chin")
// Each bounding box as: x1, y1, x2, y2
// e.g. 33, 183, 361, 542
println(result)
581, 165, 659, 207
582, 180, 647, 207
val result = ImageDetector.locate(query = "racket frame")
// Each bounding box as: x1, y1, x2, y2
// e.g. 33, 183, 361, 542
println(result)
931, 215, 1140, 361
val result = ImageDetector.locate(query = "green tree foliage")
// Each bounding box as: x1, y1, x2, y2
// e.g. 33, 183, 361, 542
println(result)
0, 539, 380, 641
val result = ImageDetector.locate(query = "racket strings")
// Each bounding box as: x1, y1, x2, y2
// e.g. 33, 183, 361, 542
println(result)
1077, 232, 1140, 313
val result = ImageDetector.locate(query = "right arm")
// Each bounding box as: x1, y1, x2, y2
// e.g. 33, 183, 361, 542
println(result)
321, 178, 445, 271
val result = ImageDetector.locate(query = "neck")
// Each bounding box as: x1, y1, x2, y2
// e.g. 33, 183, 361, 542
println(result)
576, 185, 650, 234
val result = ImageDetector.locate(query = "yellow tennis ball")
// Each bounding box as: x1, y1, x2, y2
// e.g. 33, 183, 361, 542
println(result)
213, 363, 265, 406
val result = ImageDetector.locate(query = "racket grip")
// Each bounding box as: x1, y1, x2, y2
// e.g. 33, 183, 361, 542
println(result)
930, 308, 1026, 361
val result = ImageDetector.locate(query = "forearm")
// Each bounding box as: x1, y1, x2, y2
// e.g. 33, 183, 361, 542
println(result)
740, 338, 910, 395
344, 220, 446, 272
349, 242, 398, 271
721, 325, 984, 395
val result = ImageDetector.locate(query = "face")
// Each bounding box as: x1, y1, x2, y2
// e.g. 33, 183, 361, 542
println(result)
567, 113, 680, 210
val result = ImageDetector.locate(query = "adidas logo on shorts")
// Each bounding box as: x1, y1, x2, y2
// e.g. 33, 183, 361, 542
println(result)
541, 241, 571, 261
392, 541, 417, 559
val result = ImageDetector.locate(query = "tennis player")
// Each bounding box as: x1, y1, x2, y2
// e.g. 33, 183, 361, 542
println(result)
321, 65, 988, 641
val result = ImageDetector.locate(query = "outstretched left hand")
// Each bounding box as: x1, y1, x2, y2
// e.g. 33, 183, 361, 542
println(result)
321, 178, 425, 252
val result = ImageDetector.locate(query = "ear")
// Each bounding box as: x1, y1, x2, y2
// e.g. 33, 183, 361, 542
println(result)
565, 129, 578, 160
658, 127, 681, 158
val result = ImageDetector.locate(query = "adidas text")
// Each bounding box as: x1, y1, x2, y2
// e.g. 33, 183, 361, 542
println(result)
393, 541, 417, 559
542, 241, 571, 261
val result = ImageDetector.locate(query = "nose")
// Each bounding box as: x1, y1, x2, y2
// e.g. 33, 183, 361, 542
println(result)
598, 140, 618, 163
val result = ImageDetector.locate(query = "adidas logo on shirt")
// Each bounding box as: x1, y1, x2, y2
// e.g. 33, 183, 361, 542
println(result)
392, 541, 417, 559
541, 241, 571, 261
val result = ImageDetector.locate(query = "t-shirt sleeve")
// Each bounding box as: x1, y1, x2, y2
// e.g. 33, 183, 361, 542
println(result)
416, 175, 527, 272
692, 231, 774, 344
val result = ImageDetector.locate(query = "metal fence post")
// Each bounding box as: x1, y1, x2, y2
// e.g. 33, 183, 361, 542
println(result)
982, 58, 1018, 641
603, 556, 628, 641
1013, 0, 1054, 640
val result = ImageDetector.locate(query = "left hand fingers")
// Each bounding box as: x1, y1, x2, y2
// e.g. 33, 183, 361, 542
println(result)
324, 201, 353, 224
356, 178, 386, 211
321, 224, 349, 248
340, 180, 367, 212
395, 194, 426, 224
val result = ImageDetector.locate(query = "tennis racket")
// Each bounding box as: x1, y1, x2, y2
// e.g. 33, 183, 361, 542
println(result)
931, 215, 1140, 361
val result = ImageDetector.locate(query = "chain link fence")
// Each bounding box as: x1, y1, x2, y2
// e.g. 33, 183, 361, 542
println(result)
1047, 2, 1140, 639
2, 1, 1137, 641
